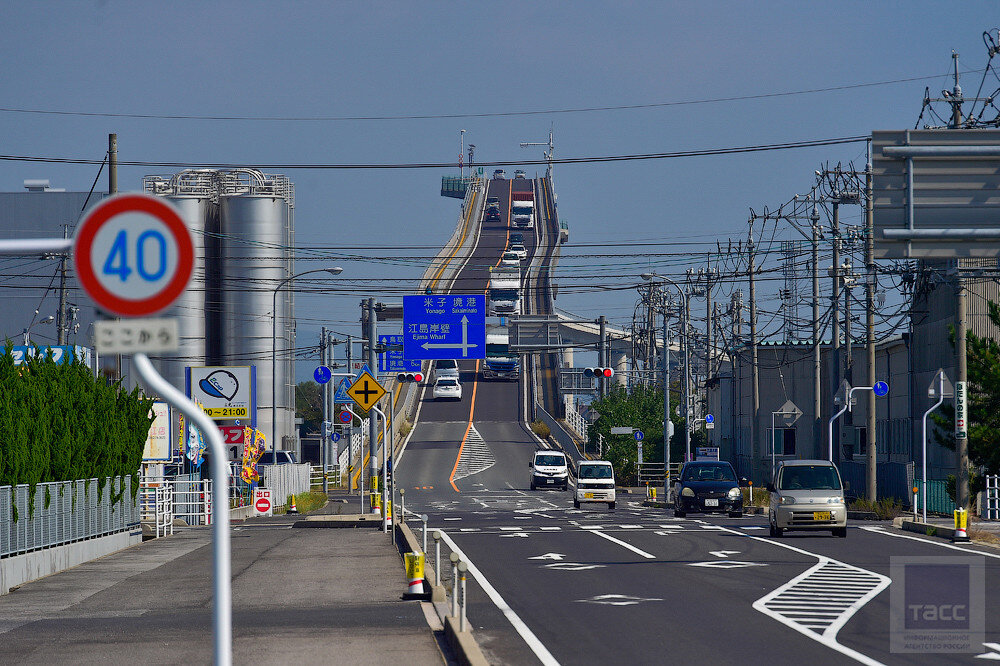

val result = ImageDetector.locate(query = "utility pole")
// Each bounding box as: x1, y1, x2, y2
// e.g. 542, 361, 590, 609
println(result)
56, 225, 68, 345
109, 133, 120, 380
748, 223, 760, 480
830, 198, 842, 465
812, 203, 822, 460
321, 326, 329, 494
598, 315, 607, 398
956, 279, 969, 510
662, 295, 671, 482
865, 154, 878, 502
366, 298, 378, 494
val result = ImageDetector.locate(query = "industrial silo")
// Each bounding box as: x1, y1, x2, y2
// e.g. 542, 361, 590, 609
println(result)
218, 170, 294, 453
142, 171, 217, 389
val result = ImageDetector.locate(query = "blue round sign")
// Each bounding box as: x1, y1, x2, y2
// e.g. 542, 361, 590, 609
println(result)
339, 410, 352, 424
331, 432, 341, 442
706, 414, 715, 424
314, 365, 332, 384
634, 430, 644, 442
873, 381, 889, 397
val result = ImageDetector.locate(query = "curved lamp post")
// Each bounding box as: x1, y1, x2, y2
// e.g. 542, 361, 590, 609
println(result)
271, 267, 343, 463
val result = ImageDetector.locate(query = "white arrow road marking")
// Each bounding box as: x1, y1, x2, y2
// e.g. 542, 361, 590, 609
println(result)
689, 560, 766, 569
529, 553, 566, 561
590, 530, 656, 559
575, 594, 663, 606
545, 562, 606, 571
421, 315, 478, 357
710, 550, 741, 558
977, 643, 1000, 660
500, 532, 530, 538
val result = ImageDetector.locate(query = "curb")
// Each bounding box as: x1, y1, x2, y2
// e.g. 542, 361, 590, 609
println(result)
895, 518, 961, 541
291, 514, 383, 528
640, 499, 766, 515
396, 519, 488, 666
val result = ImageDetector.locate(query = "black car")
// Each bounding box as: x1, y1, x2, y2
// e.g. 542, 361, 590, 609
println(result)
509, 232, 524, 244
671, 461, 744, 518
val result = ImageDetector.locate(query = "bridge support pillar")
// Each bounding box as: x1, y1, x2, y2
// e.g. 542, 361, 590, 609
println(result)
561, 347, 574, 368
612, 350, 628, 387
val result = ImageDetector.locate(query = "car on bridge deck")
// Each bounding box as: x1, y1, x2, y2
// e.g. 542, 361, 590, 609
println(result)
575, 460, 616, 509
514, 169, 526, 179
432, 359, 460, 382
767, 459, 848, 538
500, 251, 521, 268
432, 377, 462, 401
509, 232, 524, 245
672, 461, 744, 518
492, 169, 506, 179
508, 243, 527, 260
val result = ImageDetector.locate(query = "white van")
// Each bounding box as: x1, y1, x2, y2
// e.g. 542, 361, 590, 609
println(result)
529, 450, 568, 490
575, 460, 615, 509
433, 359, 459, 382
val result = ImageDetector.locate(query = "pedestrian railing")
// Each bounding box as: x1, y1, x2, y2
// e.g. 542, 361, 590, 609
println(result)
310, 465, 342, 489
2, 476, 139, 558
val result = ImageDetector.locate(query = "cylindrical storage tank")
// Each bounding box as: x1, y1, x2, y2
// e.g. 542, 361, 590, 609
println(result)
147, 194, 212, 389
220, 193, 291, 452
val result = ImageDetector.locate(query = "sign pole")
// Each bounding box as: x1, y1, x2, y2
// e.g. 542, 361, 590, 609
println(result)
372, 404, 389, 533
134, 353, 231, 666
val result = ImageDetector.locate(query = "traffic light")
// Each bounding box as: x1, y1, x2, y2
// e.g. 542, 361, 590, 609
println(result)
584, 367, 614, 379
397, 372, 424, 383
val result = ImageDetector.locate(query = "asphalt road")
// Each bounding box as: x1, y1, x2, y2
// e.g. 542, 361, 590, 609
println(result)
397, 177, 1000, 664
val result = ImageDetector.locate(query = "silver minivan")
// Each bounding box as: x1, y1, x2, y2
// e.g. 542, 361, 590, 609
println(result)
767, 459, 848, 538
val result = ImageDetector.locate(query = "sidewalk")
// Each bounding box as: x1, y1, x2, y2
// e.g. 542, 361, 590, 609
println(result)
0, 489, 447, 665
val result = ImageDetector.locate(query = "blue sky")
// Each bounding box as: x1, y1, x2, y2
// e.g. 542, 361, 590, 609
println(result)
2, 2, 998, 379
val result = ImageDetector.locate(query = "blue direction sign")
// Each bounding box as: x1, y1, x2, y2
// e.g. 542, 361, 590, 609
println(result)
379, 334, 421, 373
333, 378, 352, 403
314, 366, 332, 384
873, 381, 889, 397
331, 432, 341, 442
706, 414, 715, 424
403, 294, 486, 360
634, 430, 644, 442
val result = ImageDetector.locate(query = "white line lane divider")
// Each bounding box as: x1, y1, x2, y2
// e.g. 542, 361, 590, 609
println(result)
437, 530, 561, 666
590, 530, 656, 559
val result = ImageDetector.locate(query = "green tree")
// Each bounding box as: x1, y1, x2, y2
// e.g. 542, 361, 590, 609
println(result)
295, 381, 323, 434
931, 300, 1000, 475
587, 384, 691, 482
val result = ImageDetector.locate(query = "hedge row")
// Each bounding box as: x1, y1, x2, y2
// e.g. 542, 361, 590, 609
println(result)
0, 345, 153, 514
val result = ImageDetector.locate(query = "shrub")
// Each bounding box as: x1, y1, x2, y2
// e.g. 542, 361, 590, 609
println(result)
848, 497, 903, 520
530, 420, 551, 439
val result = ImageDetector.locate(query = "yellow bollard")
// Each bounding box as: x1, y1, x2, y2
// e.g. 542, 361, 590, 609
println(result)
404, 551, 425, 597
953, 507, 970, 542
651, 487, 657, 500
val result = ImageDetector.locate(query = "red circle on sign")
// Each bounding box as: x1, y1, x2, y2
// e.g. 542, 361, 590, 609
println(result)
339, 411, 352, 423
255, 497, 271, 512
72, 193, 195, 317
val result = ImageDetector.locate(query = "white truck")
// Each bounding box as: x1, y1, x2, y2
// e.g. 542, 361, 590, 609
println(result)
511, 191, 534, 229
488, 266, 521, 316
483, 317, 520, 380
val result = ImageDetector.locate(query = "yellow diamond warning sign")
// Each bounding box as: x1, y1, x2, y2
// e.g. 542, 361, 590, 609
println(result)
347, 371, 387, 412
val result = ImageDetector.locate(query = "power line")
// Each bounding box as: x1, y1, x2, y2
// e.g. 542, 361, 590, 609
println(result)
0, 136, 868, 170
0, 70, 982, 123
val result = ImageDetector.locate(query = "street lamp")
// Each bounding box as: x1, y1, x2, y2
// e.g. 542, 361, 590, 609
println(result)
22, 315, 55, 345
271, 267, 343, 464
641, 273, 690, 477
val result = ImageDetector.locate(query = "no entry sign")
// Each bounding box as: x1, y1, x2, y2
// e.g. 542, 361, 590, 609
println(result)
253, 488, 272, 516
73, 193, 195, 317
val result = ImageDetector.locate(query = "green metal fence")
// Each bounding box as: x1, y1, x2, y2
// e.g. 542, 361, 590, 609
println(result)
916, 479, 955, 515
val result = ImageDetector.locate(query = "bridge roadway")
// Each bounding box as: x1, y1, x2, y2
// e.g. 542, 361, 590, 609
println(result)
396, 180, 1000, 664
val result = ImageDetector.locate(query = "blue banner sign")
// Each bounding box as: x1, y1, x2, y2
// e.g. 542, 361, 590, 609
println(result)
378, 335, 421, 373
403, 294, 486, 361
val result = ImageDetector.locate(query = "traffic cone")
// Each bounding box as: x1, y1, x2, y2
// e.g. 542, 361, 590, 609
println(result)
953, 507, 970, 542
288, 495, 299, 514
403, 551, 426, 599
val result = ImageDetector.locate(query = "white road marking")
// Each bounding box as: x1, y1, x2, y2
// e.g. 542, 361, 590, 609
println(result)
528, 553, 565, 560
619, 524, 643, 529
859, 526, 1000, 560
437, 530, 561, 666
459, 528, 479, 532
689, 560, 766, 569
500, 532, 530, 538
575, 594, 663, 606
545, 562, 605, 571
443, 517, 462, 521
710, 550, 741, 558
453, 425, 496, 481
540, 526, 561, 531
499, 527, 521, 531
590, 530, 656, 559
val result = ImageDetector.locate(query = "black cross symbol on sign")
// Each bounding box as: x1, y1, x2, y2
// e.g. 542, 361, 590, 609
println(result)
356, 380, 379, 403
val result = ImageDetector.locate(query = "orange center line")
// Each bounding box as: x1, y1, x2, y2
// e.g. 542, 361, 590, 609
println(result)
448, 359, 481, 492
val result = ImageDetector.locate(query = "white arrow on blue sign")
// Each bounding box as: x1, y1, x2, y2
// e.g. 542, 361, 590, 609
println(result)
403, 294, 486, 360
379, 334, 421, 373
706, 414, 714, 424
634, 430, 644, 442
873, 381, 889, 397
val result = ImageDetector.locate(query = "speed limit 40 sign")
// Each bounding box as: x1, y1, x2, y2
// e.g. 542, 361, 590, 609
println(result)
73, 193, 194, 317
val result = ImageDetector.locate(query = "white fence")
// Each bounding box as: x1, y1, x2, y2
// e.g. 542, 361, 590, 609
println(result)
987, 475, 999, 521
257, 463, 312, 507
564, 397, 590, 441
1, 476, 139, 558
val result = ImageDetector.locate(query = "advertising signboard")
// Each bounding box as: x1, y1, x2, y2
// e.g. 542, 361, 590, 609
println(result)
187, 366, 256, 421
142, 401, 172, 462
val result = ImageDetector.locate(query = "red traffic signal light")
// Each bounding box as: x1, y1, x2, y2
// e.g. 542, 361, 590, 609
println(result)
397, 372, 424, 383
584, 367, 614, 378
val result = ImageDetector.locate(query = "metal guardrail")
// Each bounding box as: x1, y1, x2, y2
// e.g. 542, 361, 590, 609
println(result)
1, 476, 139, 558
916, 479, 955, 515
